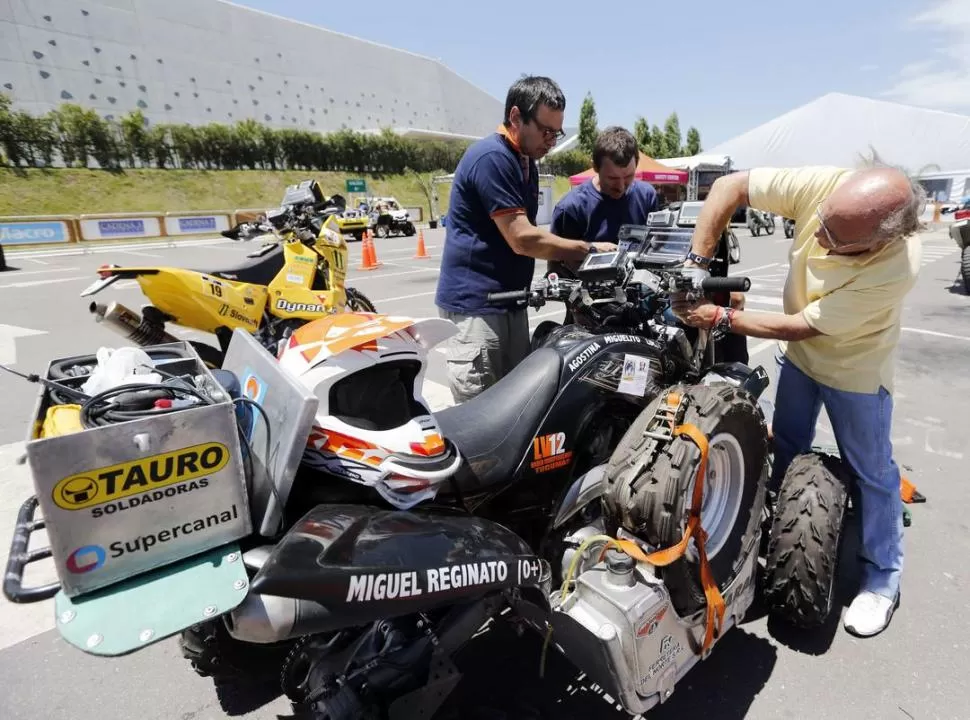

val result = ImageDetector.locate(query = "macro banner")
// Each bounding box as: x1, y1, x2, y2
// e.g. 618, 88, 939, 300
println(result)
0, 217, 76, 245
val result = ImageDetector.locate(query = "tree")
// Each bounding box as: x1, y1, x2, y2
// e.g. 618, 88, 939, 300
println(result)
120, 110, 151, 168
633, 116, 653, 156
685, 126, 702, 156
578, 92, 598, 157
649, 125, 664, 159
662, 112, 682, 158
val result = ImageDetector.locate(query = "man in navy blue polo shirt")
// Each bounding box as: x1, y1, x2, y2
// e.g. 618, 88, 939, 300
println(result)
549, 126, 659, 295
548, 126, 748, 364
435, 76, 616, 401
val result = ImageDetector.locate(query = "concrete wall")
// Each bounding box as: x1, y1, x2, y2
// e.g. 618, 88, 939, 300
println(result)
0, 0, 502, 136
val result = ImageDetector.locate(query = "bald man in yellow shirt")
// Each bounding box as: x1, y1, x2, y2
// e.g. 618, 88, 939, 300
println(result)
674, 165, 925, 638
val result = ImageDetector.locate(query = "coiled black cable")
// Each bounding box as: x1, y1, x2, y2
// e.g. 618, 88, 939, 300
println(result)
79, 381, 212, 429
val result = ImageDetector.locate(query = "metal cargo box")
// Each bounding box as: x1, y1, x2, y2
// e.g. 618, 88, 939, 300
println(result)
25, 342, 252, 597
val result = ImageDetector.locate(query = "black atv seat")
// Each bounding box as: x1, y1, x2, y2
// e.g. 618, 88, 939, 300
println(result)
436, 348, 562, 496
198, 244, 286, 286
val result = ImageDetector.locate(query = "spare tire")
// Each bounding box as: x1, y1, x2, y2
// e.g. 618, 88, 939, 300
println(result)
762, 451, 851, 628
604, 383, 769, 616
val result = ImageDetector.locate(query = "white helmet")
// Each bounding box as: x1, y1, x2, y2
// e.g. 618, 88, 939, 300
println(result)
277, 312, 462, 509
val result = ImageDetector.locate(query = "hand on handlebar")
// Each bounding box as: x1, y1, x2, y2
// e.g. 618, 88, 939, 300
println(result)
670, 297, 721, 330
680, 265, 711, 290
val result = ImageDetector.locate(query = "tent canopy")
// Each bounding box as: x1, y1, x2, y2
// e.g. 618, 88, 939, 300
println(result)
569, 154, 688, 186
657, 154, 732, 171
705, 92, 970, 173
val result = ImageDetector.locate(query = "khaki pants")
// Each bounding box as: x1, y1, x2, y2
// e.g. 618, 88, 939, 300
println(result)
439, 308, 531, 403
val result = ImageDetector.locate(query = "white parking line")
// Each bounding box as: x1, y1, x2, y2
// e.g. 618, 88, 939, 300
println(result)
116, 250, 163, 259
744, 294, 785, 306
737, 262, 782, 274
0, 276, 88, 289
0, 267, 79, 277
350, 267, 440, 282
5, 237, 232, 258
902, 327, 970, 342
375, 290, 436, 303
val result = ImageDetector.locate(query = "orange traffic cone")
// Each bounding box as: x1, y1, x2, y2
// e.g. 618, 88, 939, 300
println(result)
358, 231, 378, 270
369, 230, 383, 268
413, 229, 431, 259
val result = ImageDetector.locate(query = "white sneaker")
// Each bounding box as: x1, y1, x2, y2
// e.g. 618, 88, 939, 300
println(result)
843, 591, 899, 637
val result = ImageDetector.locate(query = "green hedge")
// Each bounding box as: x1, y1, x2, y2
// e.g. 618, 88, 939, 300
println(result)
0, 93, 594, 178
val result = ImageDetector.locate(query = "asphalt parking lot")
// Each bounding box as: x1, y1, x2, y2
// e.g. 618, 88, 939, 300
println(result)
0, 225, 967, 720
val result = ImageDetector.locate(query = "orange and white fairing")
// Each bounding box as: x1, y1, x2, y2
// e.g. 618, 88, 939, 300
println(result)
277, 312, 462, 509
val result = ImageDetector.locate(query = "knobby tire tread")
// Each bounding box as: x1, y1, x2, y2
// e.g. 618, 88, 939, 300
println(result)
605, 383, 768, 616
762, 451, 850, 628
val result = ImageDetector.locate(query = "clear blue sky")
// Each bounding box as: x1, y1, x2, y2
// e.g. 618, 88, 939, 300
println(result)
234, 0, 969, 150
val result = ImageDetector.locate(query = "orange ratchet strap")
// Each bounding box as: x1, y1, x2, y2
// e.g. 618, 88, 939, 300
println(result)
602, 421, 726, 655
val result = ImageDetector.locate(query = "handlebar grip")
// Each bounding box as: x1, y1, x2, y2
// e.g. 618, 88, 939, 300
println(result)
486, 289, 530, 303
701, 276, 751, 292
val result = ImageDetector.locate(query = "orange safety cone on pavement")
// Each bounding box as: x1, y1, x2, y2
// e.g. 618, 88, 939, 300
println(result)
358, 231, 379, 270
413, 229, 431, 259
369, 230, 383, 268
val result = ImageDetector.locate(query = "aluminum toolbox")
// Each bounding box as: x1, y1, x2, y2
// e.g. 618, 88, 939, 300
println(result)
25, 342, 251, 598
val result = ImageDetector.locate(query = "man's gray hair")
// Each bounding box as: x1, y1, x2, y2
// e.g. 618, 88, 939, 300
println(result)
857, 146, 929, 242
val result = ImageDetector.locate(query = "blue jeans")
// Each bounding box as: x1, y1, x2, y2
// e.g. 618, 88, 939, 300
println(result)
770, 352, 903, 599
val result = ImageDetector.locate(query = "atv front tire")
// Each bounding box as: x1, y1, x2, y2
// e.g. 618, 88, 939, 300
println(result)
762, 451, 851, 628
604, 384, 769, 616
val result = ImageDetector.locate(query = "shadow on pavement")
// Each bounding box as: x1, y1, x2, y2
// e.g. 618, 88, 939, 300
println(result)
434, 617, 777, 720
215, 611, 778, 720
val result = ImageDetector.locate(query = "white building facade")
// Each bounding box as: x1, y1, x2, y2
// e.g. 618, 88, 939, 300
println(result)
0, 0, 502, 138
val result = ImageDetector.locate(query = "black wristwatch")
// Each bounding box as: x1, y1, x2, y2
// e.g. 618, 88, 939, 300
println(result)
686, 251, 712, 268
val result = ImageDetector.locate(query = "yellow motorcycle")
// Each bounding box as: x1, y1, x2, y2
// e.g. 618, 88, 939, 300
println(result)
81, 180, 377, 366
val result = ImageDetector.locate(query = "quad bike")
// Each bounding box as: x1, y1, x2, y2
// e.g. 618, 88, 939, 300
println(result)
80, 180, 377, 367
783, 217, 796, 239
3, 221, 839, 719
746, 207, 775, 236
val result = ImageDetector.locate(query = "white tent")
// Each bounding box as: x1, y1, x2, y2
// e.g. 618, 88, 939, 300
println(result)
705, 93, 970, 201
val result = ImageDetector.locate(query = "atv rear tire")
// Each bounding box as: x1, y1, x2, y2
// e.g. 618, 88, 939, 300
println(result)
180, 620, 290, 681
762, 451, 851, 628
604, 384, 769, 616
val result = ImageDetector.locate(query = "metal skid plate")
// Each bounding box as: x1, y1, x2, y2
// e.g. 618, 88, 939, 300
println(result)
53, 543, 248, 657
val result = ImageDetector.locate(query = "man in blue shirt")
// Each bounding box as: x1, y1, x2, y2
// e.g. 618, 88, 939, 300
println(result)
435, 76, 616, 402
549, 126, 748, 364
549, 126, 659, 296
551, 126, 660, 251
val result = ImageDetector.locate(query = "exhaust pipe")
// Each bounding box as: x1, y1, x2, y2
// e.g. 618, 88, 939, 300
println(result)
224, 592, 337, 644
89, 301, 178, 347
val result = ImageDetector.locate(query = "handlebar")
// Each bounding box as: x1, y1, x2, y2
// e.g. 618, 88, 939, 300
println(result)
486, 289, 532, 303
700, 276, 751, 292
